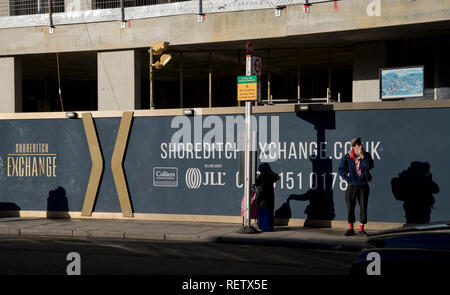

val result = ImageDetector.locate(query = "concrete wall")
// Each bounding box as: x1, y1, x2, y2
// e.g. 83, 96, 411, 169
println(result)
98, 50, 141, 111
0, 0, 449, 56
0, 57, 22, 112
352, 42, 387, 102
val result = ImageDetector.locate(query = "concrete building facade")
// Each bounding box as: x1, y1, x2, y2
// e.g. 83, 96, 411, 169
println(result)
0, 0, 449, 112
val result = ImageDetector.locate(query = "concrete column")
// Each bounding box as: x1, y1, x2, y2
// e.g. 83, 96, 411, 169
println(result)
352, 42, 388, 102
0, 0, 10, 16
98, 50, 141, 111
436, 39, 450, 100
0, 57, 22, 113
65, 0, 92, 12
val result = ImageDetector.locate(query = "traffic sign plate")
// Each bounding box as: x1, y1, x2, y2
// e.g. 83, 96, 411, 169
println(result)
237, 75, 258, 101
254, 58, 261, 74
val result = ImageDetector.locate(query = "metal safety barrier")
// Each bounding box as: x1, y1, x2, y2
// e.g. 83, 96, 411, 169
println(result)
93, 0, 190, 10
0, 0, 190, 17
0, 0, 328, 29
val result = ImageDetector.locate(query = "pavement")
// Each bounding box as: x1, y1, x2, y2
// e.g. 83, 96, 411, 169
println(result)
0, 217, 372, 252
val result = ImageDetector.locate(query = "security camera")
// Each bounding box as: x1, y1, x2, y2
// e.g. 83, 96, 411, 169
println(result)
160, 54, 172, 67
152, 42, 170, 55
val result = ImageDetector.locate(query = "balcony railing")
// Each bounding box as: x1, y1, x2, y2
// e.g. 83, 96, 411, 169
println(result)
94, 1, 190, 10
0, 0, 324, 29
1, 0, 190, 16
8, 0, 63, 16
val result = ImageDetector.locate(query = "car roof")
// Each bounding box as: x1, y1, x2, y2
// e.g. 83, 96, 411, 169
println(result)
368, 221, 450, 238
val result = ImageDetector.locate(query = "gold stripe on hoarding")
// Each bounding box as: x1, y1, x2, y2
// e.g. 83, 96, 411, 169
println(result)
81, 113, 104, 216
111, 111, 134, 217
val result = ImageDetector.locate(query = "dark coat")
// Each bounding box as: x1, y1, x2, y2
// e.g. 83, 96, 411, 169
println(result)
339, 152, 374, 186
256, 172, 280, 209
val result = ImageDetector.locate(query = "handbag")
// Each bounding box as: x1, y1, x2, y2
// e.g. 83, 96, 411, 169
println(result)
241, 189, 258, 219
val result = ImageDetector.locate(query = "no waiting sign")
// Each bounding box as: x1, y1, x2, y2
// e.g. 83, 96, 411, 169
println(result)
237, 75, 258, 101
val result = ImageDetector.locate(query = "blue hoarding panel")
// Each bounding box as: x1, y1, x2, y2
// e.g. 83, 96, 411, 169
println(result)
0, 107, 449, 224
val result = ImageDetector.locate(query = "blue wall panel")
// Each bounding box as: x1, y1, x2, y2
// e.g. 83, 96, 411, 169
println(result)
0, 108, 448, 224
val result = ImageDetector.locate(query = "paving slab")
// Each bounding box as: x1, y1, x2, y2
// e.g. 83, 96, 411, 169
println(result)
19, 228, 74, 237
124, 231, 165, 240
72, 230, 125, 239
0, 217, 370, 252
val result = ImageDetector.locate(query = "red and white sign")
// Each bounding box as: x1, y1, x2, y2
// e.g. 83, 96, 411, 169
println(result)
246, 42, 253, 55
253, 57, 261, 77
246, 56, 262, 77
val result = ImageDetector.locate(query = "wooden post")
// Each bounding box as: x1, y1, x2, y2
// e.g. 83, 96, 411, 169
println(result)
180, 52, 183, 108
209, 52, 212, 108
268, 50, 271, 103
328, 48, 332, 102
434, 39, 439, 101
297, 50, 301, 103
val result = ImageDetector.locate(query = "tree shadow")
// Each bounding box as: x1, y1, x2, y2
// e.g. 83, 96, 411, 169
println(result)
275, 109, 336, 228
391, 161, 439, 225
46, 186, 70, 219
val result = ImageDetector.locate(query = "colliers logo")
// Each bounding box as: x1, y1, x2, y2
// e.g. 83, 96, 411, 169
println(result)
7, 143, 56, 177
185, 168, 225, 189
153, 167, 178, 187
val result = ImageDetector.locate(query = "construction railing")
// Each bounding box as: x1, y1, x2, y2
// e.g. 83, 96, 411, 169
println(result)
0, 0, 190, 17
0, 0, 331, 29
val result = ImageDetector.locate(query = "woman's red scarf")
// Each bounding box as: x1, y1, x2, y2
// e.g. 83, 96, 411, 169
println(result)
349, 149, 359, 161
350, 148, 362, 176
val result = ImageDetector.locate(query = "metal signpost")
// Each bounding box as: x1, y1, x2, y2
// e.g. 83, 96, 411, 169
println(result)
238, 42, 260, 233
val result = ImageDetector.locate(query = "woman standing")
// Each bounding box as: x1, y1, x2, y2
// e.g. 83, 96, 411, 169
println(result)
256, 163, 280, 232
339, 137, 374, 236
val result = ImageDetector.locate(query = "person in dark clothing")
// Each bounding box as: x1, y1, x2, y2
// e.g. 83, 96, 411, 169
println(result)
338, 137, 374, 236
256, 163, 280, 232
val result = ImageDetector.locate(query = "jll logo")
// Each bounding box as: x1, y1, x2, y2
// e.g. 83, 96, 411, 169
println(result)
185, 168, 226, 189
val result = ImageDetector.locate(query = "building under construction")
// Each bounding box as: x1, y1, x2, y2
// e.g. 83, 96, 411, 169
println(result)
1, 1, 450, 228
0, 0, 449, 112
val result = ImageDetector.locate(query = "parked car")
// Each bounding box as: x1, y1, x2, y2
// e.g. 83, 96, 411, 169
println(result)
350, 221, 450, 275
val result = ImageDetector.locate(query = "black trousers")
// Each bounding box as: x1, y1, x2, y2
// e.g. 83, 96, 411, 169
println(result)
345, 184, 370, 224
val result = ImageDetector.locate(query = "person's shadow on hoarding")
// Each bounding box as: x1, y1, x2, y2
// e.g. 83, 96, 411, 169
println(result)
0, 202, 21, 217
276, 108, 336, 227
47, 186, 70, 219
391, 161, 439, 225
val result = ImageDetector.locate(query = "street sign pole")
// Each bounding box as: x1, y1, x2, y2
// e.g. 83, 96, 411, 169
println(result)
149, 47, 154, 109
240, 42, 258, 234
244, 100, 252, 229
